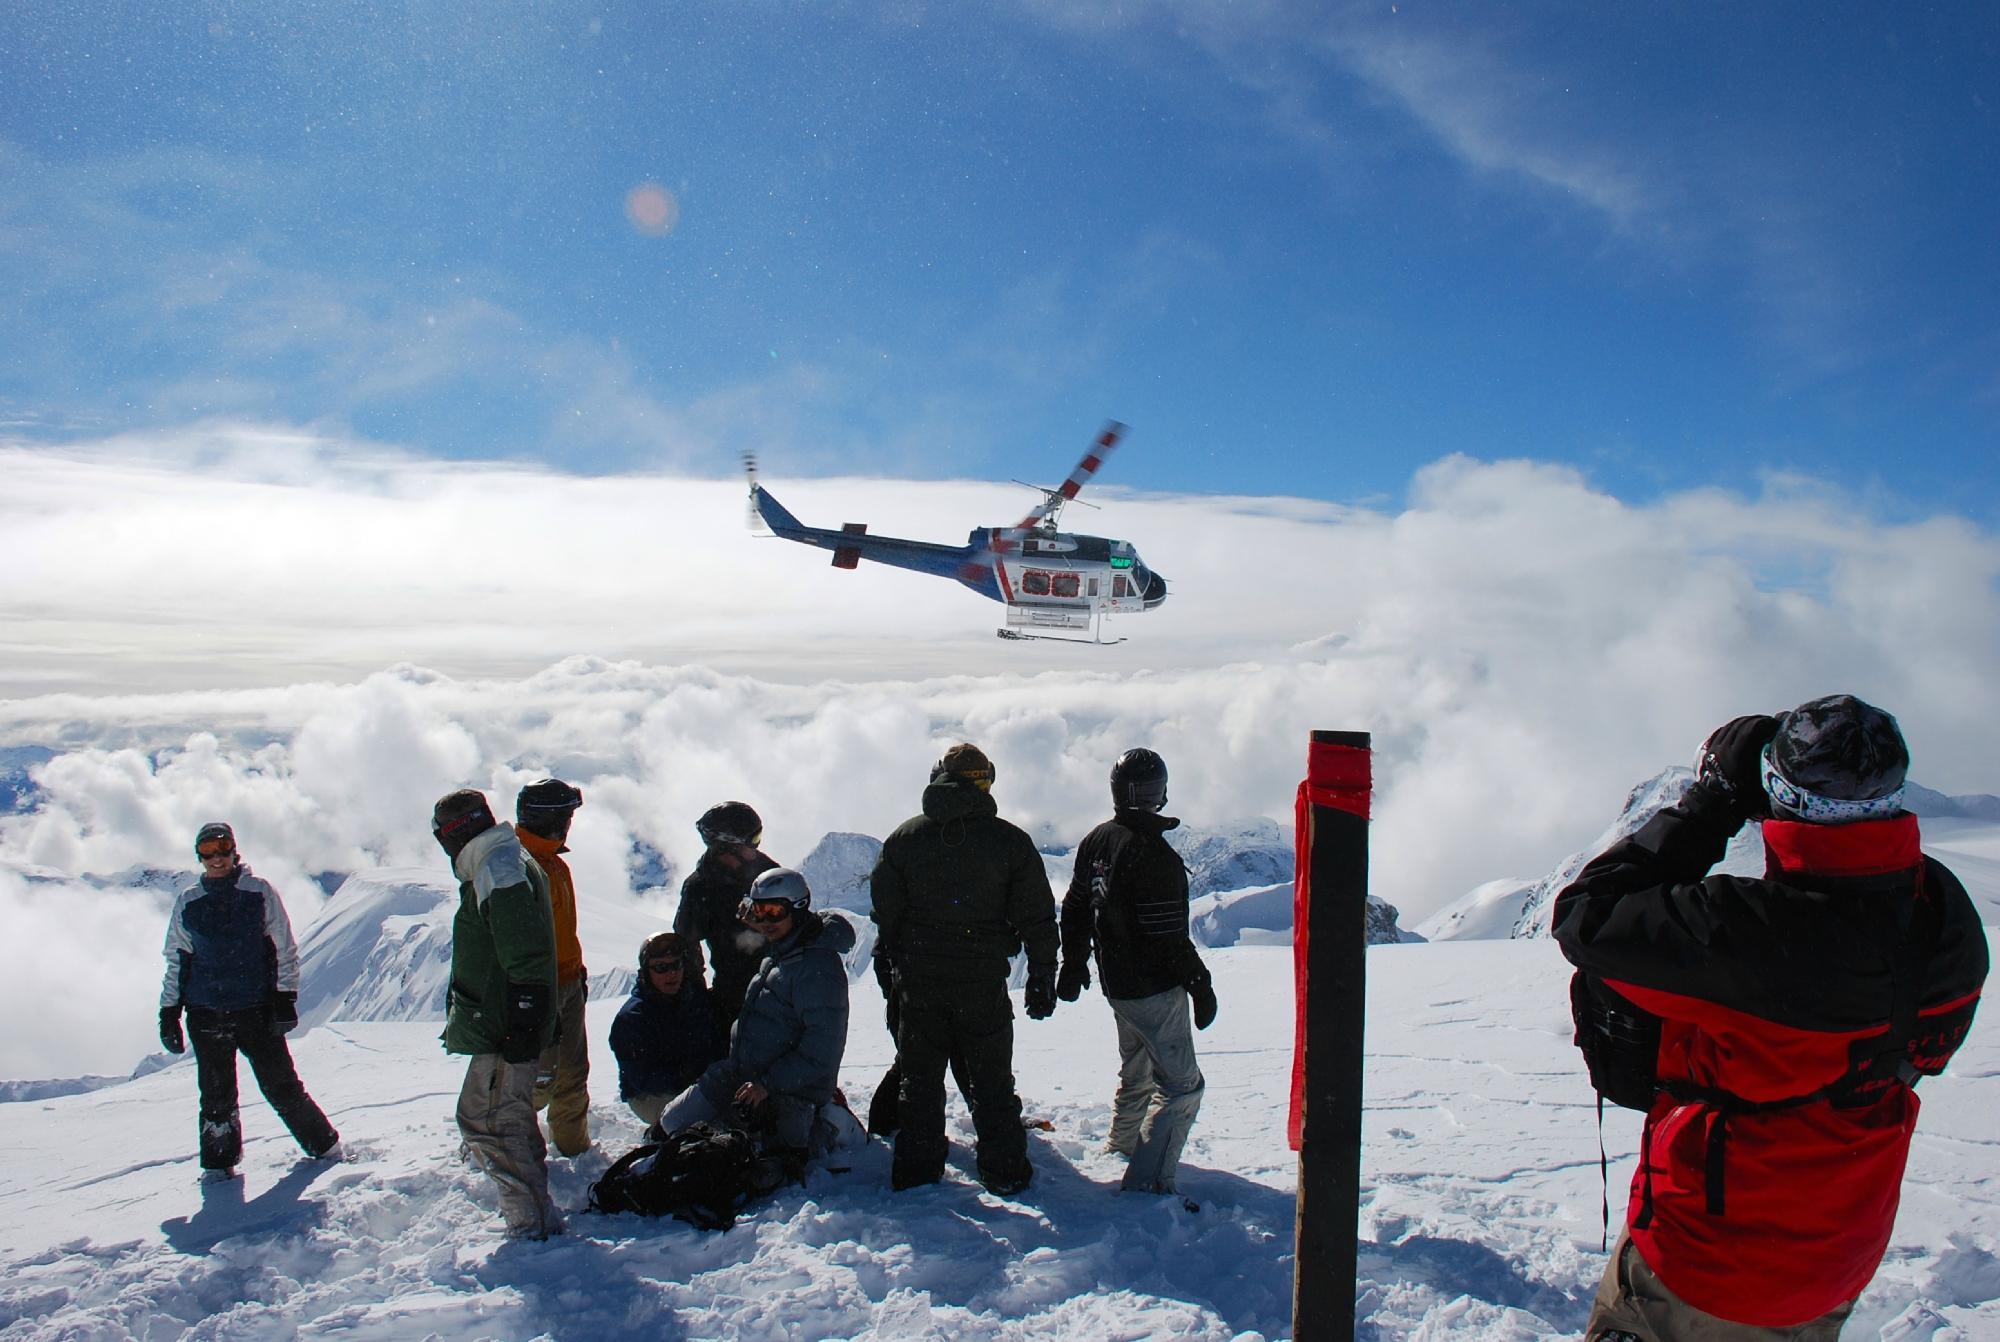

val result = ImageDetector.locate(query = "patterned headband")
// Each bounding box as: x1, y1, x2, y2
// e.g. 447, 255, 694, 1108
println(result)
1760, 744, 1906, 825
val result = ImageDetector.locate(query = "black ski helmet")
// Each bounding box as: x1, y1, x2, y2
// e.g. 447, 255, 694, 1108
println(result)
516, 778, 583, 840
432, 789, 497, 859
1110, 748, 1169, 812
517, 777, 584, 818
697, 801, 763, 848
194, 821, 236, 853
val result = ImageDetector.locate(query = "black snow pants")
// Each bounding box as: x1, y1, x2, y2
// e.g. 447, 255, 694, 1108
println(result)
188, 1006, 338, 1170
891, 974, 1029, 1190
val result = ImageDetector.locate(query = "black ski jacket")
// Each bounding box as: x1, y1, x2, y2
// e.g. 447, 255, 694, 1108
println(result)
870, 776, 1058, 984
1061, 810, 1202, 1000
672, 843, 779, 1021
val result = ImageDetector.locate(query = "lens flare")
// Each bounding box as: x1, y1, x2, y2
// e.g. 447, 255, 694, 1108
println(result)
625, 182, 679, 236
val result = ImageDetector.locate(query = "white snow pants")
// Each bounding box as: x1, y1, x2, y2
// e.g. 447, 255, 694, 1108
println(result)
1106, 985, 1205, 1194
456, 1053, 560, 1238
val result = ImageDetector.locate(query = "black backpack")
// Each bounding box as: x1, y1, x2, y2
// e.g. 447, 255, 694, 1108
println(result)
1568, 971, 1662, 1113
586, 1122, 764, 1230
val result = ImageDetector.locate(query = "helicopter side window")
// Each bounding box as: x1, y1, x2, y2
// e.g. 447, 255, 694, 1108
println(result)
1021, 570, 1051, 597
1052, 573, 1080, 599
1113, 574, 1130, 598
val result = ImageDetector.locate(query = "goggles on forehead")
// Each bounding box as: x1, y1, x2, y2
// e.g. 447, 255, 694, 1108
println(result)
739, 897, 795, 924
198, 841, 236, 858
1759, 746, 1907, 825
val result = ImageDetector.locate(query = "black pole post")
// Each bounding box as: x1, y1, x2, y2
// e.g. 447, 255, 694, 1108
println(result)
1292, 730, 1371, 1340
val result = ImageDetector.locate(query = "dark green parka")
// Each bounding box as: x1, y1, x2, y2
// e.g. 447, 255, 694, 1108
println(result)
443, 823, 558, 1056
870, 774, 1059, 984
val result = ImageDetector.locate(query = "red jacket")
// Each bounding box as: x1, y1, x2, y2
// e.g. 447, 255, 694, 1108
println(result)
1554, 801, 1985, 1326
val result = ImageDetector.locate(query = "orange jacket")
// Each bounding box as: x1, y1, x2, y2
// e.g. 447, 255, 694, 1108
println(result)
517, 825, 586, 985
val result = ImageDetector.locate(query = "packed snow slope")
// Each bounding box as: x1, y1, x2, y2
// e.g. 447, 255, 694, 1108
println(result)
3, 926, 1998, 1340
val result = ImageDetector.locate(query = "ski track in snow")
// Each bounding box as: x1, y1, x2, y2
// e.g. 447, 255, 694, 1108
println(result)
3, 940, 1998, 1340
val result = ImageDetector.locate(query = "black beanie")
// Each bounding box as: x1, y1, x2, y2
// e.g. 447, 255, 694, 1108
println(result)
432, 789, 497, 858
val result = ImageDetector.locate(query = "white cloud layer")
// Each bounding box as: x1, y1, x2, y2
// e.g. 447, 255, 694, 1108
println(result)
2, 425, 1996, 1077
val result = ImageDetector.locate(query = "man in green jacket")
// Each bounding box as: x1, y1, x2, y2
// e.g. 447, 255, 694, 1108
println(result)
871, 743, 1059, 1195
433, 789, 562, 1240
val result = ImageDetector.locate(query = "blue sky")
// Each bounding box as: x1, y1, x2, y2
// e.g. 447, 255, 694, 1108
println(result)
3, 2, 1997, 519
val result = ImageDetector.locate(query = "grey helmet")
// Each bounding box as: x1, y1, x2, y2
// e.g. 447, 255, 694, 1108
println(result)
747, 866, 811, 911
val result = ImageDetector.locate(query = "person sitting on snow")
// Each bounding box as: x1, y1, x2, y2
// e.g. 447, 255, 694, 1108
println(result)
610, 931, 723, 1127
649, 868, 861, 1169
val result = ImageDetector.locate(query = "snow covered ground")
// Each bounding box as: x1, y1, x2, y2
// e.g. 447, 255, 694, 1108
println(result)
3, 922, 1996, 1339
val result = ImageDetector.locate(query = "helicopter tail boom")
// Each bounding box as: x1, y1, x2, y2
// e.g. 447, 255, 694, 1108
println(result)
750, 482, 1003, 601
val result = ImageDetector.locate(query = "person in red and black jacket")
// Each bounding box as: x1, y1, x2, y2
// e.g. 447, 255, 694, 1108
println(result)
1554, 695, 1986, 1341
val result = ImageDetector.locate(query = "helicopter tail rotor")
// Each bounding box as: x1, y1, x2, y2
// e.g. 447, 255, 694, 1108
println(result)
744, 452, 767, 533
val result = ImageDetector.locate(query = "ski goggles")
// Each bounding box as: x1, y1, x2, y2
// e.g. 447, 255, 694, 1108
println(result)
197, 840, 236, 858
645, 956, 685, 974
738, 898, 796, 924
1760, 745, 1906, 825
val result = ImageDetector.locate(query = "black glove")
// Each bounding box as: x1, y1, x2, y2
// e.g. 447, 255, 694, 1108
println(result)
1024, 965, 1058, 1020
1187, 966, 1218, 1031
1056, 960, 1090, 1002
1690, 714, 1780, 824
269, 991, 299, 1037
159, 1006, 185, 1054
500, 982, 551, 1065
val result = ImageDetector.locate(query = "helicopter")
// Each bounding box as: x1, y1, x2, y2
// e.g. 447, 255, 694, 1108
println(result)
747, 421, 1168, 644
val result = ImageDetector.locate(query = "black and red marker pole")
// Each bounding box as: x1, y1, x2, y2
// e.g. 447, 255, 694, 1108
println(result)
1289, 730, 1371, 1340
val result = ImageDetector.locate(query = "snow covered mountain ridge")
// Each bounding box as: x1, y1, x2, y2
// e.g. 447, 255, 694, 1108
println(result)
288, 820, 1371, 1031
1418, 771, 2000, 942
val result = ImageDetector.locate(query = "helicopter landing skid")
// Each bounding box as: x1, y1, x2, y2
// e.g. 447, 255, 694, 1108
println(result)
996, 628, 1126, 646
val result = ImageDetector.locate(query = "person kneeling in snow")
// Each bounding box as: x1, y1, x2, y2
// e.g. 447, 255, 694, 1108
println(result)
159, 822, 342, 1180
610, 931, 723, 1127
650, 869, 861, 1170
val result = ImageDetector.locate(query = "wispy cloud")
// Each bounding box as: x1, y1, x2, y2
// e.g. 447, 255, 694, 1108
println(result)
1324, 24, 1655, 229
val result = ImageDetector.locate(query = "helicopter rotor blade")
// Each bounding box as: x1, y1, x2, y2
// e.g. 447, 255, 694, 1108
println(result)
1011, 420, 1126, 532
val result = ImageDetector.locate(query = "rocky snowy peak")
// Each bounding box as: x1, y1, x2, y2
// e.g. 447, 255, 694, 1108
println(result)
0, 745, 52, 816
1420, 770, 2000, 943
1188, 882, 1414, 949
799, 831, 882, 913
1166, 816, 1294, 901
1905, 783, 2000, 822
1504, 767, 1777, 939
295, 866, 679, 1027
1417, 768, 1767, 942
295, 868, 458, 1028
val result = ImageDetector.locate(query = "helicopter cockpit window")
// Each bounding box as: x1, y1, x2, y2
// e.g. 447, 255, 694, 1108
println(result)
1113, 574, 1130, 598
1021, 571, 1050, 596
1051, 573, 1081, 599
